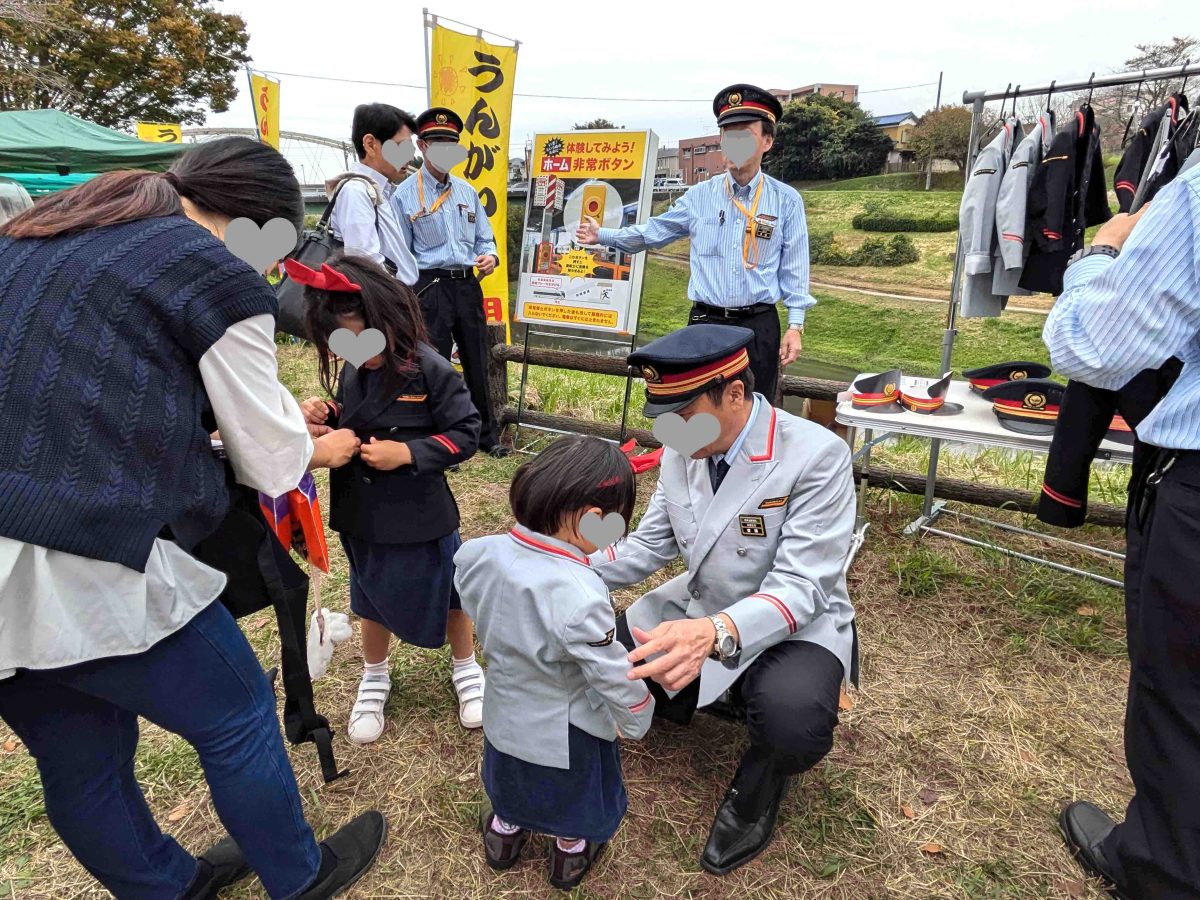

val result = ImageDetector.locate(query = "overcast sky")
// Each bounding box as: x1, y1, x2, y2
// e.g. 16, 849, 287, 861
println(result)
203, 0, 1194, 182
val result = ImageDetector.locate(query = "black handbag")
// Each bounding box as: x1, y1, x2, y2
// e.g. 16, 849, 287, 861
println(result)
274, 174, 390, 339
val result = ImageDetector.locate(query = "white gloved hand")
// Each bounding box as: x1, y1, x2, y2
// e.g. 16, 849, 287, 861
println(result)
307, 609, 353, 680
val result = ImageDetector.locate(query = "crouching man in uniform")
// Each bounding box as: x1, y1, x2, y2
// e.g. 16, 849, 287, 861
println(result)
590, 323, 858, 874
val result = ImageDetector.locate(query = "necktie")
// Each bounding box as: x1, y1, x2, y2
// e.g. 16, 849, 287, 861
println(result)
709, 458, 731, 493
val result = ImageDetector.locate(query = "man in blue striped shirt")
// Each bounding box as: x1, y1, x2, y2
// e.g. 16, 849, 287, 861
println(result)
1047, 163, 1200, 899
576, 84, 814, 404
393, 107, 505, 456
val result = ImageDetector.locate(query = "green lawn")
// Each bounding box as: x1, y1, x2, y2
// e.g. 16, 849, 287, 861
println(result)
797, 171, 965, 192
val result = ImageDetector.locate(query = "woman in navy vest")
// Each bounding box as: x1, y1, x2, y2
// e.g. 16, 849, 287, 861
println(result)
0, 139, 384, 899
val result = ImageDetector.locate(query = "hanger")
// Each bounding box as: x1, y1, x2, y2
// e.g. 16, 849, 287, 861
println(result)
1122, 71, 1148, 148
1084, 72, 1096, 108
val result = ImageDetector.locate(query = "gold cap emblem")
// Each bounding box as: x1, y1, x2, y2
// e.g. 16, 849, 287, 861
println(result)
641, 365, 661, 383
884, 382, 897, 395
435, 113, 448, 124
1011, 370, 1027, 380
1024, 392, 1047, 410
728, 92, 743, 106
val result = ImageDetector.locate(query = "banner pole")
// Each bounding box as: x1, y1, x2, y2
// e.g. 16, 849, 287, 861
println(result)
423, 9, 433, 108
244, 65, 259, 142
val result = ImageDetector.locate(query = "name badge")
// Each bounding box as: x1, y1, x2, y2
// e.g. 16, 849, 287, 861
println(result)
467, 213, 476, 223
750, 214, 777, 240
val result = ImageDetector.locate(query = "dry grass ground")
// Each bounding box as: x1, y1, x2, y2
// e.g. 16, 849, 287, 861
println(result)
0, 346, 1136, 899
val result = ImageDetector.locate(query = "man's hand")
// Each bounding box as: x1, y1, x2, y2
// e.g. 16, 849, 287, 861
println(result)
575, 215, 600, 245
1091, 207, 1150, 253
360, 436, 413, 471
301, 397, 335, 425
312, 428, 360, 469
474, 254, 498, 276
780, 328, 803, 366
627, 619, 718, 691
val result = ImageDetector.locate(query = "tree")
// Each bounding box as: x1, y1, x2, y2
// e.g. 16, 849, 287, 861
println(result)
765, 94, 891, 182
0, 0, 250, 129
573, 117, 620, 129
909, 106, 973, 173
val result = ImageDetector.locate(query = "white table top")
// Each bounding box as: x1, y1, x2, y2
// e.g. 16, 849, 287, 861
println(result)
835, 378, 1133, 462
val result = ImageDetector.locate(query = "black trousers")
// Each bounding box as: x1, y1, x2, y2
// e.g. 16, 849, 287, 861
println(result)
615, 615, 842, 811
688, 304, 783, 405
416, 272, 499, 449
1102, 447, 1200, 898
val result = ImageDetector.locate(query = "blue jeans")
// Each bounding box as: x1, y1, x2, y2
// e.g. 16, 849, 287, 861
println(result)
0, 601, 322, 899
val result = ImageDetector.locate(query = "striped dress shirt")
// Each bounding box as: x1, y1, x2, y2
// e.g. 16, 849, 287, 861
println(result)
1043, 165, 1200, 450
392, 167, 499, 271
329, 160, 419, 286
595, 170, 815, 326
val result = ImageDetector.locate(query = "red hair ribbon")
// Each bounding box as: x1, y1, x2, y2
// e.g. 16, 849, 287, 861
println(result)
283, 258, 361, 293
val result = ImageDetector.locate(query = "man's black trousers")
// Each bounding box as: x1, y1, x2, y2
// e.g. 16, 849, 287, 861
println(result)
688, 303, 783, 405
416, 271, 499, 450
615, 614, 841, 813
1102, 446, 1200, 898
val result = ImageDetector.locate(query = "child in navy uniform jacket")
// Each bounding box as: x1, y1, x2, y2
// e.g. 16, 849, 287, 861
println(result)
454, 436, 655, 891
290, 252, 485, 744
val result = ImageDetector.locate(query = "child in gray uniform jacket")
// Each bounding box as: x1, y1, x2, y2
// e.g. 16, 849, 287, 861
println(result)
454, 436, 655, 891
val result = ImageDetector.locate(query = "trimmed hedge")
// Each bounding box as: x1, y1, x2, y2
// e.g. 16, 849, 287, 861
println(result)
851, 210, 958, 232
810, 232, 920, 267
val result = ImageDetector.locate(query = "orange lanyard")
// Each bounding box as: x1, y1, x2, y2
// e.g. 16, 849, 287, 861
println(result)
413, 172, 451, 220
726, 175, 765, 270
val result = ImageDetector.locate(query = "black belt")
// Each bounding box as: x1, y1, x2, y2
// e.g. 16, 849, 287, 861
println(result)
692, 301, 775, 320
421, 267, 475, 280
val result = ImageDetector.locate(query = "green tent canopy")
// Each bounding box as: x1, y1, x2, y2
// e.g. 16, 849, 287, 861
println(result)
2, 172, 98, 195
0, 109, 187, 174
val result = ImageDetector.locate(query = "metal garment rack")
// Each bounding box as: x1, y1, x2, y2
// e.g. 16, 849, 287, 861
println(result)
902, 62, 1199, 585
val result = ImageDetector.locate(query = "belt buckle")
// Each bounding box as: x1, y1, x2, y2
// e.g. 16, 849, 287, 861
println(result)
721, 306, 736, 319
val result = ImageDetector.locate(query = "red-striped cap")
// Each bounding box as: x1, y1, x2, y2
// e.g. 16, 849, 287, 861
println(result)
628, 324, 754, 417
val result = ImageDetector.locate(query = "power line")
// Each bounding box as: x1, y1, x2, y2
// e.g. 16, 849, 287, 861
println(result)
255, 68, 939, 103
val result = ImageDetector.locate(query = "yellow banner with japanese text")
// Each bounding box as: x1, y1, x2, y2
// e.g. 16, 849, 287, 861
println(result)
531, 131, 646, 180
250, 72, 280, 150
429, 21, 517, 341
136, 122, 181, 143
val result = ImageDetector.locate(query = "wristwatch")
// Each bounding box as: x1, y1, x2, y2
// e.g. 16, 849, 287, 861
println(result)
1068, 244, 1120, 267
787, 323, 804, 333
708, 615, 740, 663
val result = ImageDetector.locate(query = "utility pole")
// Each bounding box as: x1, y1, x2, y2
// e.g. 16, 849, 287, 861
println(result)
925, 70, 943, 191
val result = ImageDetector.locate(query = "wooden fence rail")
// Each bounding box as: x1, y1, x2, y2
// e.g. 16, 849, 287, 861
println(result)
484, 326, 1124, 527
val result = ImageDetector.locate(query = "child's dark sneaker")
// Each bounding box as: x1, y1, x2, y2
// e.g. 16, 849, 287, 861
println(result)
481, 808, 529, 870
548, 840, 606, 891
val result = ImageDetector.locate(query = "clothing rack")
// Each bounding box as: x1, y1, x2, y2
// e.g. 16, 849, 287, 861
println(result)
904, 61, 1198, 584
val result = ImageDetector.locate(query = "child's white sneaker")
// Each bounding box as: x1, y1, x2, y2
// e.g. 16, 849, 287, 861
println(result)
452, 663, 485, 730
347, 674, 391, 744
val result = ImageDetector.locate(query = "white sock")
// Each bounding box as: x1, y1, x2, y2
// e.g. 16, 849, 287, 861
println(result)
362, 659, 389, 681
452, 653, 480, 672
556, 837, 585, 853
492, 815, 521, 835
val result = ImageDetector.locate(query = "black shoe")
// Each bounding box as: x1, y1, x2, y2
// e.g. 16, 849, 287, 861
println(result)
548, 840, 605, 891
480, 807, 529, 870
484, 444, 511, 459
700, 774, 791, 875
1059, 802, 1131, 899
181, 836, 252, 899
296, 810, 387, 900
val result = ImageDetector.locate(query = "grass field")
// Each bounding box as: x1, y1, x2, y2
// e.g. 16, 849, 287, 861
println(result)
0, 333, 1135, 899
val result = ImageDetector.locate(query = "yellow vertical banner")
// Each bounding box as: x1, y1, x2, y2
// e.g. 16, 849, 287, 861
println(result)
250, 72, 280, 150
428, 17, 518, 342
136, 123, 181, 143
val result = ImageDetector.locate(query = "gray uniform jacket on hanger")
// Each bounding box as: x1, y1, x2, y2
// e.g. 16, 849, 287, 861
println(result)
454, 525, 655, 770
960, 117, 1022, 317
590, 402, 857, 708
993, 112, 1054, 298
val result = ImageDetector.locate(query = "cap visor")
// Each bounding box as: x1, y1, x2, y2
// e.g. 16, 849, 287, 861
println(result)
642, 396, 695, 418
718, 112, 771, 126
996, 418, 1057, 436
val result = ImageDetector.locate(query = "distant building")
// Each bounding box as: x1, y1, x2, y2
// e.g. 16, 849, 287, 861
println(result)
769, 83, 859, 104
509, 156, 527, 183
874, 112, 920, 168
679, 134, 723, 185
656, 146, 680, 180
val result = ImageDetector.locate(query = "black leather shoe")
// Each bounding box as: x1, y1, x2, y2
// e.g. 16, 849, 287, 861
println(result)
181, 835, 252, 899
548, 840, 605, 891
480, 807, 529, 870
1059, 801, 1131, 899
700, 774, 791, 875
296, 810, 387, 899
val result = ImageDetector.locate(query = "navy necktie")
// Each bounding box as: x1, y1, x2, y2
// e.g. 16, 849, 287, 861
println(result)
709, 458, 731, 493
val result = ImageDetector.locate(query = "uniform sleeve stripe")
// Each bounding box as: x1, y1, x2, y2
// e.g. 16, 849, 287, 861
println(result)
1041, 483, 1083, 508
606, 545, 617, 561
1001, 232, 1024, 243
629, 692, 652, 713
750, 592, 796, 634
431, 434, 459, 454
